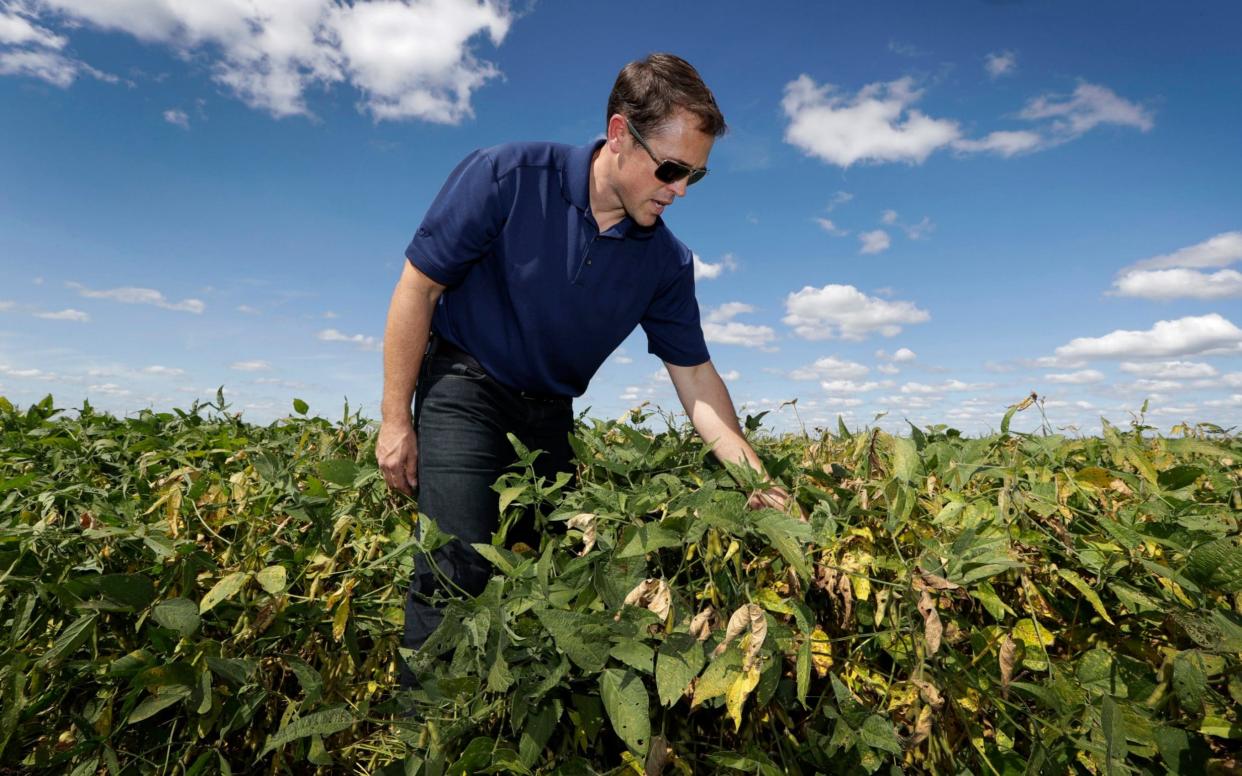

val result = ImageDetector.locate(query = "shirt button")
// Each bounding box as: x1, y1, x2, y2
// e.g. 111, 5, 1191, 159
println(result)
586, 259, 592, 265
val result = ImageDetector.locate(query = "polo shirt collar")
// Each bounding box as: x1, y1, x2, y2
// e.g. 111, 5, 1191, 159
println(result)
562, 139, 658, 241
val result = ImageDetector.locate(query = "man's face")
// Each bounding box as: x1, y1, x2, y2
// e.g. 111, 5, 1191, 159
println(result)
612, 108, 715, 228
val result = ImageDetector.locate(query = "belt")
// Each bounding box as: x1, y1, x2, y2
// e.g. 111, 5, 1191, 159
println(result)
427, 333, 569, 404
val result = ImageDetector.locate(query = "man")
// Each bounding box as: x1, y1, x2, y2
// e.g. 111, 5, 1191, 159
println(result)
376, 54, 789, 685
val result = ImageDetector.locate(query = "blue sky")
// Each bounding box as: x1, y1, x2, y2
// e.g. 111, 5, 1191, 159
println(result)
2, 0, 1241, 434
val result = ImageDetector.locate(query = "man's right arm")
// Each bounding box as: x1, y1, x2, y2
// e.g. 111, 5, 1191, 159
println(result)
377, 260, 446, 495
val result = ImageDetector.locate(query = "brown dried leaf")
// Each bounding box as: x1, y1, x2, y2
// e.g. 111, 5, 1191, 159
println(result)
836, 573, 854, 628
909, 704, 934, 747
647, 579, 672, 623
713, 604, 753, 658
742, 606, 767, 671
644, 735, 671, 776
566, 512, 597, 556
916, 567, 961, 591
688, 607, 715, 642
918, 590, 942, 656
999, 634, 1018, 698
910, 678, 944, 710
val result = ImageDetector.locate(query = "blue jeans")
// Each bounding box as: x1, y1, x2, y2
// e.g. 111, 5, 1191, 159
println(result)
399, 345, 573, 687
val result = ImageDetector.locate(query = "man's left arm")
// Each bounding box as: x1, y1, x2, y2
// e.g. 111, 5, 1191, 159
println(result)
665, 360, 793, 512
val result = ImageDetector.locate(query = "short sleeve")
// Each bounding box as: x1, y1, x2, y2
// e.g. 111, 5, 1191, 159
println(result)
640, 247, 711, 367
405, 149, 503, 287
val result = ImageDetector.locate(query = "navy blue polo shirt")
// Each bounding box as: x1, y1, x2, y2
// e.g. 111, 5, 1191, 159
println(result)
405, 139, 710, 398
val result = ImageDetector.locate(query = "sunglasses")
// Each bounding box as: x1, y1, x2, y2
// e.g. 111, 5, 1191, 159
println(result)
625, 117, 709, 186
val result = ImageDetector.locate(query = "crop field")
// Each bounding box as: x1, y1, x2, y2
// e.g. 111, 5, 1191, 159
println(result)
0, 391, 1240, 775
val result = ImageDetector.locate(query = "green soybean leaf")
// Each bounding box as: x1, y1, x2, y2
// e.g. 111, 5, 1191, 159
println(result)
599, 668, 650, 756
37, 614, 98, 668
655, 633, 704, 707
317, 459, 358, 487
535, 608, 611, 673
259, 706, 357, 758
128, 686, 193, 724
153, 598, 201, 637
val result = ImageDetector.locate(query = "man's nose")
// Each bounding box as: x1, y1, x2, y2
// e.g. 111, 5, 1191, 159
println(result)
670, 177, 689, 198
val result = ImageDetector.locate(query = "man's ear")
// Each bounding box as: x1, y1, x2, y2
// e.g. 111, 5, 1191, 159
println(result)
605, 113, 627, 152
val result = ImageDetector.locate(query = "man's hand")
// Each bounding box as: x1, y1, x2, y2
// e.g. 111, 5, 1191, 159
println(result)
377, 421, 419, 496
747, 484, 791, 512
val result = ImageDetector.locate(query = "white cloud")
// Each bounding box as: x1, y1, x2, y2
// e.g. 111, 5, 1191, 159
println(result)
877, 363, 899, 375
230, 360, 271, 372
900, 216, 934, 240
0, 46, 115, 87
0, 365, 60, 381
1119, 361, 1218, 379
1223, 373, 1242, 388
824, 396, 864, 407
34, 308, 88, 321
719, 369, 741, 381
950, 129, 1044, 157
163, 108, 189, 129
613, 354, 633, 365
784, 284, 930, 341
789, 356, 870, 381
705, 302, 755, 324
815, 218, 848, 236
0, 300, 13, 311
1017, 81, 1154, 139
1113, 268, 1242, 300
821, 379, 887, 393
18, 0, 514, 123
826, 191, 853, 211
87, 383, 131, 396
1121, 231, 1242, 273
0, 6, 65, 48
783, 74, 1150, 167
317, 328, 380, 350
144, 365, 185, 377
881, 209, 898, 225
781, 75, 961, 167
702, 303, 776, 348
1054, 314, 1242, 360
985, 50, 1017, 79
859, 229, 891, 254
68, 282, 205, 313
1044, 369, 1106, 384
702, 324, 775, 349
892, 347, 916, 362
1112, 233, 1242, 300
693, 252, 738, 281
901, 379, 990, 393
237, 305, 260, 315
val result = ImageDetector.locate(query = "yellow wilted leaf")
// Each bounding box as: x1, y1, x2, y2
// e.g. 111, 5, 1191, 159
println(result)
886, 682, 918, 712
810, 627, 833, 678
909, 704, 934, 747
1012, 618, 1054, 671
724, 665, 761, 732
332, 596, 350, 642
1055, 568, 1115, 625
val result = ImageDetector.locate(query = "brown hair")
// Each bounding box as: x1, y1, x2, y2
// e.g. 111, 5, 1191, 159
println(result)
606, 53, 727, 139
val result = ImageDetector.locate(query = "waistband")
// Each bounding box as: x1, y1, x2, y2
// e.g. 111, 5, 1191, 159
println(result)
427, 332, 570, 404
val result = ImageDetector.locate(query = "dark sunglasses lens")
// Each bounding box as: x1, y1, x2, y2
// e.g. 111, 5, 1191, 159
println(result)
687, 168, 707, 186
654, 161, 689, 184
